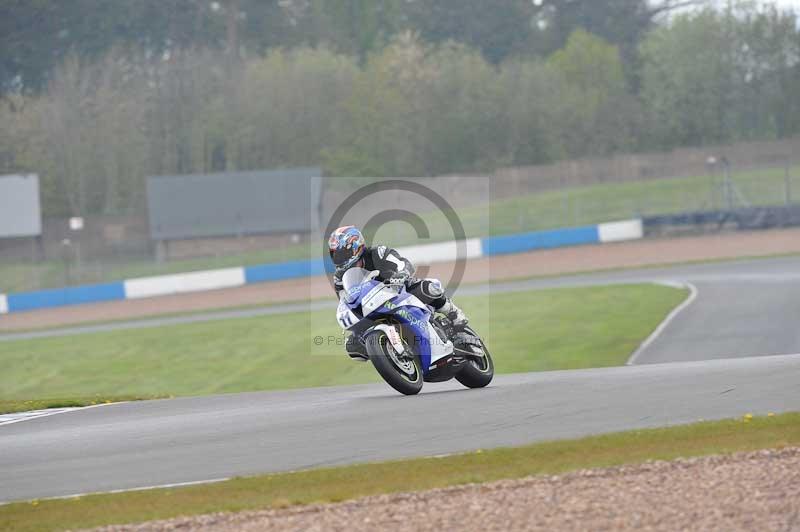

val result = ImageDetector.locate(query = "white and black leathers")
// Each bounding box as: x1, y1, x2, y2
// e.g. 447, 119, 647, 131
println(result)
333, 245, 468, 360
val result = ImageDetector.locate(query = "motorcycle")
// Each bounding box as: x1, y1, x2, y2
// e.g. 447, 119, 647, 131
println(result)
336, 267, 494, 395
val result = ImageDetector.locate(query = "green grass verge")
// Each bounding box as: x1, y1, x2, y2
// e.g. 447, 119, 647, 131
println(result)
0, 396, 165, 415
3, 164, 798, 293
0, 283, 686, 408
2, 412, 797, 532
479, 164, 800, 237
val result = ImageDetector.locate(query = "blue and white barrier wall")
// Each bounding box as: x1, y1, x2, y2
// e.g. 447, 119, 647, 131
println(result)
480, 219, 643, 256
397, 238, 484, 266
124, 268, 245, 299
2, 282, 126, 313
0, 219, 642, 314
597, 219, 644, 243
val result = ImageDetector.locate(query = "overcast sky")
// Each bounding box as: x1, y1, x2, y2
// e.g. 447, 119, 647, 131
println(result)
735, 0, 798, 9
670, 0, 800, 17
685, 0, 800, 17
701, 0, 800, 9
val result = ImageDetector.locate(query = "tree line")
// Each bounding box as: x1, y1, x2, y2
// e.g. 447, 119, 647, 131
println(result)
0, 0, 707, 92
0, 2, 798, 217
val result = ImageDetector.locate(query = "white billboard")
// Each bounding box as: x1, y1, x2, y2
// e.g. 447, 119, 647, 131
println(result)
0, 174, 42, 237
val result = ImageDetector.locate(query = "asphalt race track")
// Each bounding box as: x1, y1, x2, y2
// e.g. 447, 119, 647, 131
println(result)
1, 256, 800, 503
483, 255, 800, 364
2, 355, 799, 503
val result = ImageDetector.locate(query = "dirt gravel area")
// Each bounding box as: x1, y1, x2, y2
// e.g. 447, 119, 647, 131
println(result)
4, 228, 800, 332
92, 447, 800, 532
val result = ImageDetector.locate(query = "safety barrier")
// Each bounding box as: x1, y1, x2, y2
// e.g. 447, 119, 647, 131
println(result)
643, 205, 800, 235
4, 282, 126, 313
124, 268, 245, 300
0, 219, 643, 314
244, 259, 328, 284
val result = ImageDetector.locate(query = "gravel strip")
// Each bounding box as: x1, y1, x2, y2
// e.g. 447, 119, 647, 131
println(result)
90, 447, 800, 532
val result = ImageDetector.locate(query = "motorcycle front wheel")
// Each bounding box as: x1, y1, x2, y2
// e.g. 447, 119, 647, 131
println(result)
454, 331, 494, 389
367, 330, 423, 396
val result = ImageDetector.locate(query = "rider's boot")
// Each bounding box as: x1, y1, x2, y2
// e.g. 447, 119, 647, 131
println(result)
345, 334, 368, 362
439, 299, 468, 326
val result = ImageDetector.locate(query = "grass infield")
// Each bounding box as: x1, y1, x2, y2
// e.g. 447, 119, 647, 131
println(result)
0, 283, 686, 410
1, 413, 797, 532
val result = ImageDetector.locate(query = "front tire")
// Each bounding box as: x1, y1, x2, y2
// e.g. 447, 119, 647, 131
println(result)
454, 332, 494, 389
367, 331, 423, 396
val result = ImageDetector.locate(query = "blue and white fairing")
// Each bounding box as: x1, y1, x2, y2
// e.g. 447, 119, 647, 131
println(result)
336, 268, 453, 373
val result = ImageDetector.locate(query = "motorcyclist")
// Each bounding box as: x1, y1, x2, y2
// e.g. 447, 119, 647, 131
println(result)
328, 225, 468, 361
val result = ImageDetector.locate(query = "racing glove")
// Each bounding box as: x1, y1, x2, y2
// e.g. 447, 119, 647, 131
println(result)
385, 272, 409, 287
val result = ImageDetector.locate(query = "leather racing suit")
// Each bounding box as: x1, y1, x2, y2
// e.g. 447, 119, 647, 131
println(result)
333, 245, 463, 360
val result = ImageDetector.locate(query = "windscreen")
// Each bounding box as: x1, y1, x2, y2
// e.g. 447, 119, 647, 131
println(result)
342, 268, 371, 291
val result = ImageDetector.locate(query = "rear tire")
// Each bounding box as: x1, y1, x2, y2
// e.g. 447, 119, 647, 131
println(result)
455, 333, 494, 389
367, 331, 423, 396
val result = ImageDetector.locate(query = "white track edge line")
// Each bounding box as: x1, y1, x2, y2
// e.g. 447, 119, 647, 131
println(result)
0, 401, 124, 427
626, 281, 699, 366
0, 477, 232, 506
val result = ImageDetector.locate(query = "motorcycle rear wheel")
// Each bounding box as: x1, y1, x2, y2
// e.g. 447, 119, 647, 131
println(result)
367, 331, 423, 396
